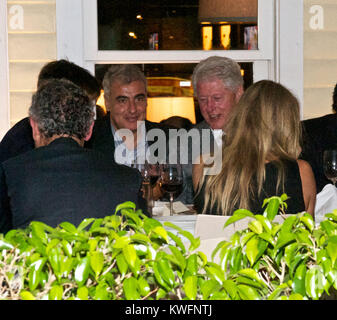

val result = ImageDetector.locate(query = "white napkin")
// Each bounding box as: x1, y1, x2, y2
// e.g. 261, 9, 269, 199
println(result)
152, 201, 190, 216
314, 184, 337, 224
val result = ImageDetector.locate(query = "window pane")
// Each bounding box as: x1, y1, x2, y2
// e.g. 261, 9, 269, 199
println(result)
95, 62, 253, 124
97, 0, 258, 51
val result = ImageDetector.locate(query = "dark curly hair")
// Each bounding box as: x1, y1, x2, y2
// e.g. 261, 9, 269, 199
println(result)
333, 83, 337, 113
29, 79, 95, 140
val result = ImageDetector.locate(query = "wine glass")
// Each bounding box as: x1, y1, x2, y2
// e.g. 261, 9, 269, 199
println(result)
159, 164, 183, 216
131, 161, 154, 216
323, 149, 337, 186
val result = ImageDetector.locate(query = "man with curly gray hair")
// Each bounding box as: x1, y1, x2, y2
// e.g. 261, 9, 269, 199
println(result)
29, 78, 95, 147
0, 79, 147, 233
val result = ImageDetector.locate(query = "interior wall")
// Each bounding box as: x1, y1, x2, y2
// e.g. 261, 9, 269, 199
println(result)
303, 0, 337, 119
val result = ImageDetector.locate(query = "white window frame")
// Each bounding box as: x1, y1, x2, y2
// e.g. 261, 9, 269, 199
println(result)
0, 1, 10, 139
81, 0, 274, 79
56, 0, 303, 110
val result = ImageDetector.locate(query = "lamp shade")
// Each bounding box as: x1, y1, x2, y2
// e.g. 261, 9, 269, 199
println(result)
198, 0, 257, 23
146, 97, 196, 124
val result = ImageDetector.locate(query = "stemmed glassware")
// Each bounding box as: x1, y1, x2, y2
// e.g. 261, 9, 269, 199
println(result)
159, 164, 183, 216
323, 149, 337, 186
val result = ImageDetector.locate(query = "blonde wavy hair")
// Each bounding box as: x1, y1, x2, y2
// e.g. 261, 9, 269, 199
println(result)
198, 80, 302, 215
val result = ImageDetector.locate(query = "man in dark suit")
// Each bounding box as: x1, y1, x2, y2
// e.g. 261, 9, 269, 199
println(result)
86, 64, 170, 166
86, 64, 172, 201
0, 59, 105, 164
0, 79, 146, 233
301, 83, 337, 193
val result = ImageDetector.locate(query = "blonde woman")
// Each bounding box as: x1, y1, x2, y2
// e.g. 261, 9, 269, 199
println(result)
193, 80, 316, 217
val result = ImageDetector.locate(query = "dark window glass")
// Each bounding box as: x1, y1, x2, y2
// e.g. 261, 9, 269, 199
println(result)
97, 0, 258, 51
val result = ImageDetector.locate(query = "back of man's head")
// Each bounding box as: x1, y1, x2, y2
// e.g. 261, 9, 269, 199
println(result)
29, 79, 94, 140
37, 59, 101, 100
192, 56, 243, 95
333, 83, 337, 113
102, 64, 147, 97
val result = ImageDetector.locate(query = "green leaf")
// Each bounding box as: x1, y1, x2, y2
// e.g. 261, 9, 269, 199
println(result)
254, 215, 272, 233
20, 291, 36, 300
237, 285, 261, 300
299, 214, 315, 232
77, 286, 89, 300
106, 215, 122, 230
211, 240, 230, 261
59, 222, 78, 234
48, 247, 61, 275
268, 283, 289, 300
275, 232, 296, 250
61, 240, 73, 257
143, 218, 163, 234
305, 266, 326, 300
90, 251, 104, 277
289, 293, 303, 300
258, 232, 275, 246
246, 236, 268, 266
123, 277, 141, 300
327, 236, 337, 265
169, 245, 186, 272
167, 231, 186, 254
0, 239, 14, 250
184, 276, 197, 300
153, 261, 170, 291
77, 218, 95, 231
116, 253, 128, 277
49, 285, 63, 300
292, 263, 307, 296
115, 201, 136, 215
138, 277, 151, 297
28, 269, 40, 291
94, 282, 110, 300
113, 236, 131, 249
31, 221, 49, 244
123, 244, 137, 269
130, 233, 151, 244
284, 242, 298, 268
222, 280, 238, 299
201, 279, 221, 299
248, 220, 263, 234
157, 258, 175, 287
74, 256, 90, 286
185, 254, 198, 277
264, 197, 280, 221
152, 226, 168, 242
223, 209, 255, 227
205, 265, 225, 285
238, 268, 265, 287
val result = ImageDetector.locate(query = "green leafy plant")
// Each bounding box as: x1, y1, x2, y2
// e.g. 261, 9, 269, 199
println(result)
1, 196, 337, 300
213, 194, 337, 300
0, 201, 207, 300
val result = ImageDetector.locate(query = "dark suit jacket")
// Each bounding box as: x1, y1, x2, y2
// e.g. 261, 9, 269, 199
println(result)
0, 137, 147, 233
0, 117, 34, 164
85, 112, 171, 163
301, 113, 337, 193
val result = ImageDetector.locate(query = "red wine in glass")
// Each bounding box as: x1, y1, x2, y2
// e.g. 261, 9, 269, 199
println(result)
159, 164, 183, 215
161, 182, 183, 196
323, 149, 337, 186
